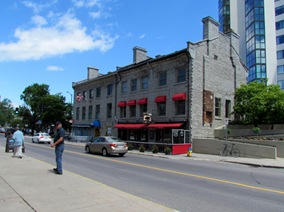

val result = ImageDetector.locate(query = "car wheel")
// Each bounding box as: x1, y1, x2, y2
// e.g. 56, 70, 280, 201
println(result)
119, 153, 125, 157
48, 142, 50, 144
32, 139, 34, 143
85, 146, 91, 153
102, 148, 108, 156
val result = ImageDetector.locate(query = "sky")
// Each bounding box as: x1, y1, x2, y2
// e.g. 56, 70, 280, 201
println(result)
0, 0, 218, 107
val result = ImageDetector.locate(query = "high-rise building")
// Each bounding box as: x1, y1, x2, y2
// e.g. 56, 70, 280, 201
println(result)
219, 0, 277, 86
276, 0, 284, 88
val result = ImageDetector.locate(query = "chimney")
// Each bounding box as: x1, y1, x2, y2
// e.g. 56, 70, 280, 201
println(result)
202, 16, 220, 40
133, 46, 148, 64
87, 67, 99, 80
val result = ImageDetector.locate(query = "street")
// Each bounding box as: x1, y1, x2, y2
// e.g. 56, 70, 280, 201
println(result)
1, 135, 284, 212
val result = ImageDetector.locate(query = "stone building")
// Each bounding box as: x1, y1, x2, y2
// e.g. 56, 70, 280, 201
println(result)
71, 16, 247, 144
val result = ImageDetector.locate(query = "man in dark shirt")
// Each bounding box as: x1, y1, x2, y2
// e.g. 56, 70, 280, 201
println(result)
51, 121, 65, 175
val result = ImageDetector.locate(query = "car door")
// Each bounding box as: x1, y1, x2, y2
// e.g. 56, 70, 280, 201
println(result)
90, 137, 100, 153
98, 137, 107, 152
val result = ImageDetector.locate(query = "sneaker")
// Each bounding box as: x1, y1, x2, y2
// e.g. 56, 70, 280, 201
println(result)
55, 171, 62, 175
18, 156, 22, 159
53, 168, 58, 172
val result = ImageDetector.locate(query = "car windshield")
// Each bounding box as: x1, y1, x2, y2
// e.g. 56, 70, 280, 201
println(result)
108, 137, 122, 142
42, 133, 49, 136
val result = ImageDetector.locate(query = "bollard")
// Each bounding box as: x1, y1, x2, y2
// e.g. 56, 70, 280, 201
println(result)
187, 144, 192, 157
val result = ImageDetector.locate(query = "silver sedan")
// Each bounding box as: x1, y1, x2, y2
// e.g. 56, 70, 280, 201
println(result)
85, 136, 128, 157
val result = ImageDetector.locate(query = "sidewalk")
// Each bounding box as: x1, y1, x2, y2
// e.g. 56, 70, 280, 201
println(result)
0, 146, 175, 212
1, 144, 283, 212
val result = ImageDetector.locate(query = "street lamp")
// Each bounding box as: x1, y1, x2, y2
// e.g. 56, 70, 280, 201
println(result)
66, 91, 73, 104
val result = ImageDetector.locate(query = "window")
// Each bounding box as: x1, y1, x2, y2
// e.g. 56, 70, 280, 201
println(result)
140, 104, 147, 117
157, 102, 166, 116
276, 5, 284, 16
88, 105, 93, 119
82, 106, 86, 120
82, 91, 87, 100
107, 84, 113, 96
141, 76, 149, 90
76, 107, 80, 120
121, 81, 127, 93
96, 87, 101, 98
89, 89, 93, 99
120, 106, 126, 118
277, 50, 284, 59
277, 35, 284, 45
278, 65, 284, 74
215, 98, 221, 117
278, 80, 284, 89
276, 20, 284, 30
95, 105, 100, 119
176, 100, 185, 115
129, 105, 136, 117
176, 68, 186, 82
107, 103, 112, 118
131, 79, 137, 91
159, 72, 167, 86
225, 100, 231, 118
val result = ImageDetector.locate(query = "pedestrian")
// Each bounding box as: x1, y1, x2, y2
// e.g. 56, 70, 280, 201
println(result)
50, 121, 65, 175
5, 131, 13, 153
12, 127, 24, 159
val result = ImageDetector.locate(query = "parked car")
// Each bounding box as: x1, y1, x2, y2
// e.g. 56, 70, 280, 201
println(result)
85, 136, 128, 157
0, 127, 6, 133
32, 133, 52, 144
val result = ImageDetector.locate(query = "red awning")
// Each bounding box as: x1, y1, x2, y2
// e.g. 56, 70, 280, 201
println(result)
155, 96, 166, 103
127, 100, 136, 106
147, 123, 183, 129
117, 101, 126, 107
137, 98, 148, 105
172, 93, 186, 101
114, 124, 145, 129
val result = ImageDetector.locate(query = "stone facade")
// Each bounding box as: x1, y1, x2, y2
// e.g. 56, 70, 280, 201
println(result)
71, 16, 247, 142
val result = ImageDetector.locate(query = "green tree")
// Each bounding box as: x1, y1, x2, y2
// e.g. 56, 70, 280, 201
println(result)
20, 83, 67, 134
234, 81, 284, 126
0, 98, 14, 126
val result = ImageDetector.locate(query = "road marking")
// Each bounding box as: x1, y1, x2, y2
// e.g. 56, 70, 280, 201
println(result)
26, 142, 284, 195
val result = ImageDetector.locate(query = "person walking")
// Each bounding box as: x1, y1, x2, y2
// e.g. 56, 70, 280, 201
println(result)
12, 127, 24, 159
51, 121, 65, 175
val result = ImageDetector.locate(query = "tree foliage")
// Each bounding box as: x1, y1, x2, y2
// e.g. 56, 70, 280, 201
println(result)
20, 83, 67, 133
0, 98, 14, 126
233, 81, 284, 125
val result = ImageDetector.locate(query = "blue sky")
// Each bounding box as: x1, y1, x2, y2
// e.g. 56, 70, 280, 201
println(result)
0, 0, 217, 107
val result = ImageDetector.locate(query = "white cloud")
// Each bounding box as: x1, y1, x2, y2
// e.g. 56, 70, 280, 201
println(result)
22, 0, 58, 13
72, 0, 101, 8
47, 65, 64, 71
89, 11, 101, 19
0, 13, 118, 62
139, 33, 145, 39
32, 15, 48, 26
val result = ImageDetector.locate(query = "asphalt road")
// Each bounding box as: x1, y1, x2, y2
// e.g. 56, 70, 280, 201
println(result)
1, 135, 284, 212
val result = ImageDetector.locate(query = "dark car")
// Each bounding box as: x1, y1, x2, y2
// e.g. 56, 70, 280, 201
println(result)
85, 136, 128, 157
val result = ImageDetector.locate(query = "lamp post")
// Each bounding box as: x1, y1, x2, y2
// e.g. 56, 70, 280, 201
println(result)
66, 91, 73, 104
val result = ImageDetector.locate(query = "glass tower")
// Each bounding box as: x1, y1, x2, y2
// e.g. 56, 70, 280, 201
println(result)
218, 0, 277, 85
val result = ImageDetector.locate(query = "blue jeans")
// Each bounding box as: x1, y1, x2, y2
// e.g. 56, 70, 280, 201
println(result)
55, 144, 64, 173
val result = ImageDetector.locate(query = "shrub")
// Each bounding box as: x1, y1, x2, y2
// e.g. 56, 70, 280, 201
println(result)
252, 127, 261, 136
164, 146, 171, 155
152, 145, 158, 154
128, 143, 133, 151
139, 144, 145, 152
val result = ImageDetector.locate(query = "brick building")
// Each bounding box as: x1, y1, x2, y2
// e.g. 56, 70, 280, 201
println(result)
71, 16, 247, 144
